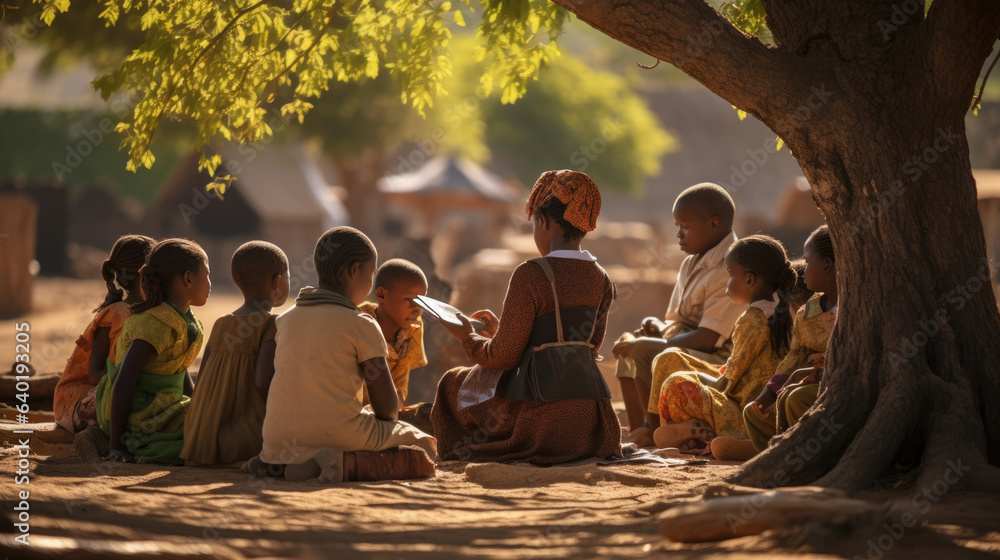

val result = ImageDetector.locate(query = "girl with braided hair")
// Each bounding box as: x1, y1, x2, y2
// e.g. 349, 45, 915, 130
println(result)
652, 234, 796, 452
92, 238, 212, 464
56, 235, 155, 439
733, 225, 839, 457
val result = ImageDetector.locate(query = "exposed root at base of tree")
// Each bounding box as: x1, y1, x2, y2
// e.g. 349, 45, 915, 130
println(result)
657, 484, 884, 543
730, 350, 1000, 496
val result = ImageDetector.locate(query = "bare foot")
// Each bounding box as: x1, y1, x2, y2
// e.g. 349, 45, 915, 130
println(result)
653, 420, 716, 449
710, 436, 758, 461
74, 426, 110, 463
678, 438, 711, 455
345, 446, 436, 482
242, 455, 286, 478
624, 426, 655, 448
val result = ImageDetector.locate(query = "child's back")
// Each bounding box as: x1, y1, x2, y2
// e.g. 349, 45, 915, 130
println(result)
262, 302, 392, 462
182, 311, 276, 466
182, 240, 290, 467
253, 227, 435, 483
56, 235, 154, 435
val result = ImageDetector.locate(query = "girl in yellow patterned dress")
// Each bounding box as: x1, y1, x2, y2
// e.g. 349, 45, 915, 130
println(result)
652, 235, 795, 450
96, 238, 211, 465
740, 225, 838, 453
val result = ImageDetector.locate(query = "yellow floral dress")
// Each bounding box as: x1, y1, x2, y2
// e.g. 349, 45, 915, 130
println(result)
358, 301, 427, 405
771, 292, 836, 380
656, 304, 787, 438
744, 293, 836, 450
96, 302, 203, 465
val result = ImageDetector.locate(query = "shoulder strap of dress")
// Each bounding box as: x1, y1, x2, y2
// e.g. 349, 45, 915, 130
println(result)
585, 273, 610, 345
529, 257, 564, 342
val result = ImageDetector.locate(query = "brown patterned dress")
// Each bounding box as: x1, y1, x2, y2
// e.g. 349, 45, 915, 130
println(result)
431, 256, 622, 465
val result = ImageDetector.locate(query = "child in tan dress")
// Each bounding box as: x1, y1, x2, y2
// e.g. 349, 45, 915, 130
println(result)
181, 241, 290, 467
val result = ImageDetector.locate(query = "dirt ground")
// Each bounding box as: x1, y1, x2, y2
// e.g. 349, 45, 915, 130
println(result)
1, 279, 999, 559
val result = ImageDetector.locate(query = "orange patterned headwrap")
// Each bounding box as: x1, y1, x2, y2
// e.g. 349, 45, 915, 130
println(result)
524, 170, 602, 232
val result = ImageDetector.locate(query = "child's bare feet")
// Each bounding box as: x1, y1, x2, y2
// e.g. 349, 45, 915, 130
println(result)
709, 436, 758, 461
74, 425, 110, 463
653, 420, 716, 449
624, 426, 655, 448
243, 455, 286, 478
345, 446, 436, 482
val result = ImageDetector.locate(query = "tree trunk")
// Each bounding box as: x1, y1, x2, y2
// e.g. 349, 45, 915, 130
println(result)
551, 0, 1000, 492
736, 114, 1000, 493
0, 194, 38, 319
331, 149, 386, 236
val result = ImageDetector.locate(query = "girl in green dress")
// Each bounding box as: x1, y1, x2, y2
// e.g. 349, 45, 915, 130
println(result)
97, 238, 211, 464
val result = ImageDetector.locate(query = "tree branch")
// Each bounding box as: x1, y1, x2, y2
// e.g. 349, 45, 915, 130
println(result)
761, 0, 914, 60
550, 0, 820, 129
920, 0, 1000, 116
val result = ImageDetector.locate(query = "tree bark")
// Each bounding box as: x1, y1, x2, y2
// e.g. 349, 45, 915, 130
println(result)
552, 0, 1000, 492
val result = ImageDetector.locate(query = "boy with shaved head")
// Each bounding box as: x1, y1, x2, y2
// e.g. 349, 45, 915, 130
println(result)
613, 183, 746, 447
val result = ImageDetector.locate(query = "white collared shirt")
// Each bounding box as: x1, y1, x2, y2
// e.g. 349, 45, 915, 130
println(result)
545, 249, 598, 262
664, 231, 747, 346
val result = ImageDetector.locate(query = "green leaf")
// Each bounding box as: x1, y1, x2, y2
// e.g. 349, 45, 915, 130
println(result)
454, 10, 466, 27
140, 149, 155, 169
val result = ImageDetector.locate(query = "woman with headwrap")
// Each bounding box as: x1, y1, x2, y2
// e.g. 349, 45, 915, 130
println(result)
430, 170, 622, 464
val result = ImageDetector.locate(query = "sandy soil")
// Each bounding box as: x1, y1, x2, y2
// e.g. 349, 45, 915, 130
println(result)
2, 279, 999, 559
1, 444, 998, 559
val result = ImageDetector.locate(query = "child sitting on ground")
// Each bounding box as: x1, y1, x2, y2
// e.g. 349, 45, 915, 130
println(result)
651, 235, 795, 454
181, 241, 290, 467
613, 183, 746, 447
734, 225, 838, 456
247, 227, 436, 483
96, 238, 211, 465
58, 235, 155, 458
358, 259, 428, 408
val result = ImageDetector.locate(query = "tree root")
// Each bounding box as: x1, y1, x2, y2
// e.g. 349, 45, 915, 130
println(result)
814, 374, 922, 492
658, 489, 886, 543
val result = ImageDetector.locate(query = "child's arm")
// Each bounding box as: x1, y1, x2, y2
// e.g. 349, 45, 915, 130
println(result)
612, 327, 722, 360
183, 370, 195, 396
360, 357, 398, 422
665, 327, 724, 353
108, 340, 156, 462
719, 312, 768, 397
87, 326, 112, 385
254, 340, 277, 401
183, 346, 209, 398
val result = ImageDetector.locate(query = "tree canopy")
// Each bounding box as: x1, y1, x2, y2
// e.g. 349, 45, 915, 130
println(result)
11, 0, 569, 178
5, 0, 672, 196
